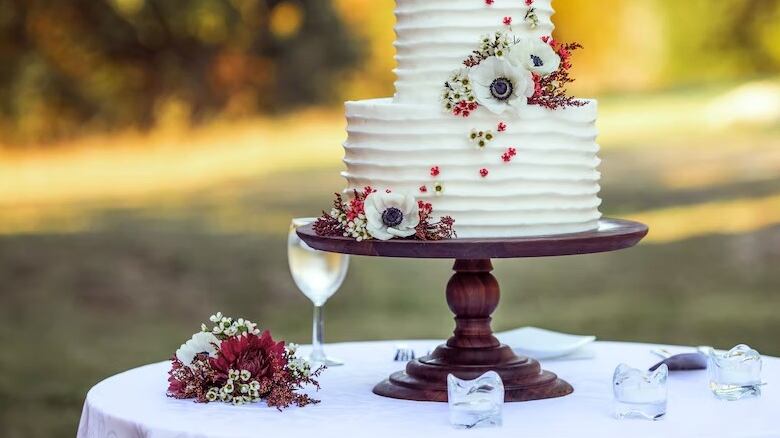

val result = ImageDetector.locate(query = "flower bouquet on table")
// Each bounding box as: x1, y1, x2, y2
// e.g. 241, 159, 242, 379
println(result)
167, 313, 324, 409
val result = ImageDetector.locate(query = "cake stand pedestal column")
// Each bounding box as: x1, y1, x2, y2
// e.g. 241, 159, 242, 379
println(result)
374, 258, 571, 401
298, 218, 648, 402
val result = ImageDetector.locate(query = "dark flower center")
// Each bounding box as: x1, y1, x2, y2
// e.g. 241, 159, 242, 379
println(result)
530, 54, 544, 67
490, 77, 514, 101
381, 207, 404, 227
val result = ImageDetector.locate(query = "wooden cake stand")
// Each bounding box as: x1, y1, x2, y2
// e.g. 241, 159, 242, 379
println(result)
297, 218, 648, 402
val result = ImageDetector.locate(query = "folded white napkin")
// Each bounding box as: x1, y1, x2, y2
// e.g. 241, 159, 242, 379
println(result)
494, 326, 597, 361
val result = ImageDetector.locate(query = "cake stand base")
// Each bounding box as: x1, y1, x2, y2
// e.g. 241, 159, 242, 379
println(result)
372, 259, 572, 402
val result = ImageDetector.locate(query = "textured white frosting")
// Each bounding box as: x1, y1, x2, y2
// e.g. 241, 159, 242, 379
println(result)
343, 98, 602, 238
394, 0, 554, 105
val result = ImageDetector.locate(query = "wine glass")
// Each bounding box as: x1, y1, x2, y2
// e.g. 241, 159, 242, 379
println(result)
288, 217, 349, 366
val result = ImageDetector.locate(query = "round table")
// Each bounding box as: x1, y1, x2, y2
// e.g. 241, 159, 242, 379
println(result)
77, 340, 779, 438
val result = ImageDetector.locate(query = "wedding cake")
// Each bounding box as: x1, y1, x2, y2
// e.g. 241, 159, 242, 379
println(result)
338, 0, 601, 239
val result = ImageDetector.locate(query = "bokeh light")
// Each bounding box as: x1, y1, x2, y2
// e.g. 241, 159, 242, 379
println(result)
270, 1, 304, 39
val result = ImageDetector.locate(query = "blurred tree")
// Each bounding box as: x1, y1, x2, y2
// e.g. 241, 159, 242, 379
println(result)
660, 0, 780, 81
332, 0, 396, 101
552, 0, 780, 94
0, 0, 361, 144
2, 0, 779, 145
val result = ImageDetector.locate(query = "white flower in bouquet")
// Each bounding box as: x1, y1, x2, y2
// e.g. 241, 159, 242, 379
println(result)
176, 331, 220, 367
469, 57, 535, 115
205, 313, 260, 337
364, 191, 420, 240
508, 37, 561, 76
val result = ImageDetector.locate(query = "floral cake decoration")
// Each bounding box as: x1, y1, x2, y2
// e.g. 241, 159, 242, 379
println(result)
443, 0, 585, 117
167, 313, 323, 409
314, 187, 456, 241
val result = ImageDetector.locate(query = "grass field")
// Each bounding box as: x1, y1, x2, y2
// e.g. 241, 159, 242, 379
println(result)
1, 83, 780, 437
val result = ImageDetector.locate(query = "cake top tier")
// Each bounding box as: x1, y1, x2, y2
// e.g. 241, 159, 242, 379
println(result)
393, 0, 554, 105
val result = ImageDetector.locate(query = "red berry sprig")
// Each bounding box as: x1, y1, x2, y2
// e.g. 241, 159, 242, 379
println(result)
501, 147, 517, 162
418, 200, 433, 216
479, 168, 489, 178
430, 166, 440, 177
452, 100, 478, 118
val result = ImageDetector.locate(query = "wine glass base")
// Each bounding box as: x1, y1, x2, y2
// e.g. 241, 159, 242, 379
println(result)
310, 355, 344, 367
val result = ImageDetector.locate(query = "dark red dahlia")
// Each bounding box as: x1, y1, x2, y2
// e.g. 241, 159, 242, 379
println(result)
209, 331, 286, 386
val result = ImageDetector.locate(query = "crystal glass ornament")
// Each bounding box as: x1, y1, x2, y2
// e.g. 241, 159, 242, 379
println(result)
447, 371, 504, 429
613, 363, 668, 420
708, 344, 763, 400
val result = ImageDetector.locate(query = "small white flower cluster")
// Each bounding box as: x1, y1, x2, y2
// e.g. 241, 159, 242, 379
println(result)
330, 207, 371, 241
478, 30, 513, 59
202, 312, 260, 338
285, 343, 313, 379
205, 368, 262, 405
469, 129, 495, 149
524, 8, 539, 29
441, 69, 477, 113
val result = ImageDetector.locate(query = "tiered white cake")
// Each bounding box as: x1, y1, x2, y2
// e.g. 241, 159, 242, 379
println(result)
341, 0, 601, 238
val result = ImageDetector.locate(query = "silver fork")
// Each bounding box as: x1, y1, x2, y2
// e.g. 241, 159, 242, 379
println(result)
394, 345, 416, 362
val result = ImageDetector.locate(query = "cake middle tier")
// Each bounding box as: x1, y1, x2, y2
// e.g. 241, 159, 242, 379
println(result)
394, 0, 554, 105
343, 98, 603, 238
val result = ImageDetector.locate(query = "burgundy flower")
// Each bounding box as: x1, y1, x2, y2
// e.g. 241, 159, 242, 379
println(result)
167, 353, 216, 402
209, 331, 286, 386
167, 359, 192, 398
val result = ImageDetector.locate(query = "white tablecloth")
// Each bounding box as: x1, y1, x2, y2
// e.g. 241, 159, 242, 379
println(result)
77, 340, 779, 438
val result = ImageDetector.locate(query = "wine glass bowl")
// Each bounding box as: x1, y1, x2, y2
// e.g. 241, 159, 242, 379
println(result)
288, 217, 349, 366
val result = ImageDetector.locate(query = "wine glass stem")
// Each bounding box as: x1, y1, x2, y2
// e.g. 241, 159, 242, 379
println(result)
312, 304, 325, 361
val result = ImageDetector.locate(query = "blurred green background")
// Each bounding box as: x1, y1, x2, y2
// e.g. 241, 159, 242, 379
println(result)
2, 0, 780, 436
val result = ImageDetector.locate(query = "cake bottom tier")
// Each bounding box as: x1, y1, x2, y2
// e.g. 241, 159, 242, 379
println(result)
343, 98, 603, 238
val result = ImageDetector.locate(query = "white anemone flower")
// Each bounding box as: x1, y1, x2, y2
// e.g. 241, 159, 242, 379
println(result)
364, 191, 420, 241
508, 38, 561, 76
176, 331, 220, 367
469, 57, 535, 115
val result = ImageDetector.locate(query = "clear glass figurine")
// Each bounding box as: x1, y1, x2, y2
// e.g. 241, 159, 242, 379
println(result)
447, 371, 504, 429
613, 363, 668, 420
708, 344, 763, 401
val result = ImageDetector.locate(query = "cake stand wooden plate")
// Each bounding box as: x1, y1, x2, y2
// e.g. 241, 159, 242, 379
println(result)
297, 218, 648, 402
